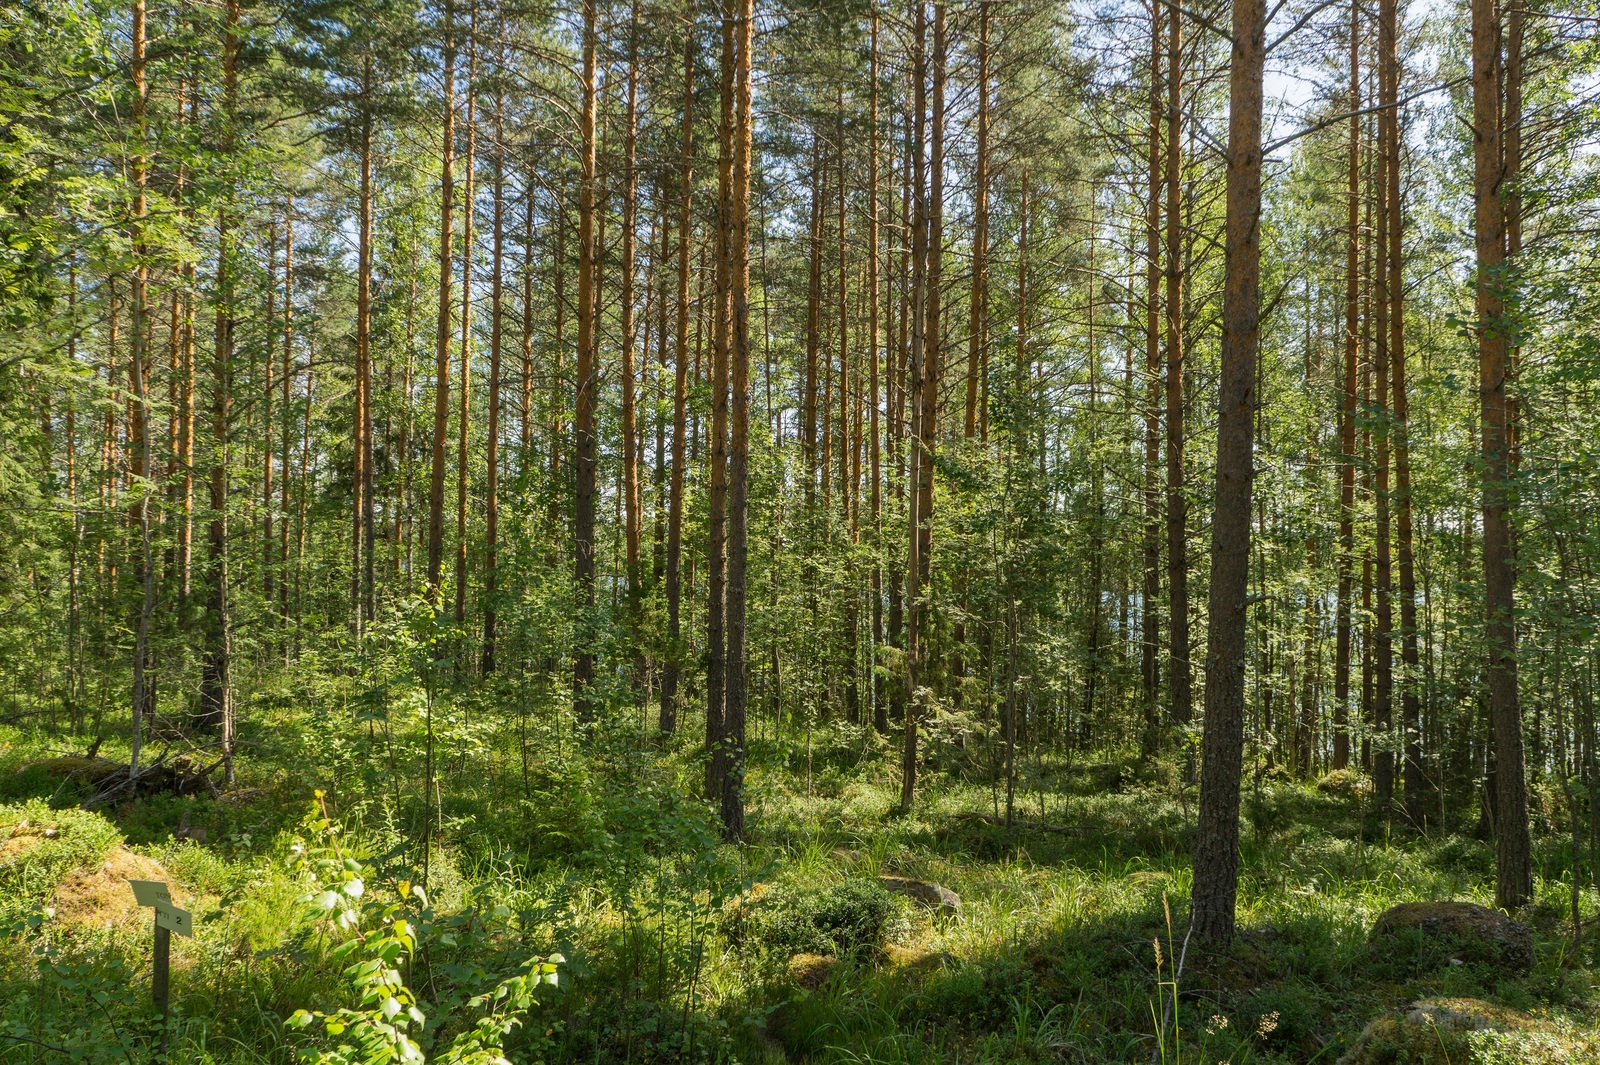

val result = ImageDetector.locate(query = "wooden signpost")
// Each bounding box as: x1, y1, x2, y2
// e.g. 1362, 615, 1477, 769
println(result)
129, 879, 193, 1045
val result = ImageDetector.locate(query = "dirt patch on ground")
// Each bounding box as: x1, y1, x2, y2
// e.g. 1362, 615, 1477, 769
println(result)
51, 846, 188, 930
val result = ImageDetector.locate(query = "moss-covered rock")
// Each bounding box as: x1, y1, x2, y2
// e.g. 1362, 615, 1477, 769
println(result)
1317, 768, 1373, 798
1338, 998, 1596, 1064
784, 952, 838, 990
1369, 901, 1533, 973
878, 875, 960, 915
883, 943, 951, 976
26, 756, 124, 784
737, 878, 901, 960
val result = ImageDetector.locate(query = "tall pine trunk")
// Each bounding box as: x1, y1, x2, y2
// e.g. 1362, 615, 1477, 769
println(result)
1471, 0, 1531, 908
1141, 0, 1163, 758
573, 0, 601, 725
707, 0, 735, 788
1333, 0, 1360, 771
355, 99, 375, 635
869, 11, 886, 735
1190, 0, 1265, 946
722, 0, 754, 838
622, 0, 644, 611
454, 8, 477, 631
662, 26, 694, 736
1164, 2, 1190, 730
428, 0, 457, 601
903, 0, 944, 810
199, 0, 241, 787
483, 92, 505, 675
1373, 88, 1394, 806
964, 4, 988, 443
1383, 0, 1424, 823
128, 0, 156, 767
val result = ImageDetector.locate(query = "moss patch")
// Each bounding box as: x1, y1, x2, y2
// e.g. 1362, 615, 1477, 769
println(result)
1338, 997, 1599, 1065
1, 800, 122, 923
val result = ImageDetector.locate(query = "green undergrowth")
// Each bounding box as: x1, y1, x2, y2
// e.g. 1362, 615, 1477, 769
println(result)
2, 692, 1599, 1063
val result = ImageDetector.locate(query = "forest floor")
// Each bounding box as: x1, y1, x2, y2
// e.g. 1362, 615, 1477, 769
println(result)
3, 687, 1600, 1064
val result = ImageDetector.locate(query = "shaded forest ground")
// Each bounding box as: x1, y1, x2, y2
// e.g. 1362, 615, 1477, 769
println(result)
3, 678, 1599, 1064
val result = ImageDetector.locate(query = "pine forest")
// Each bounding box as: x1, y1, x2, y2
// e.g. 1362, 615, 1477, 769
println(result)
4, 0, 1600, 1059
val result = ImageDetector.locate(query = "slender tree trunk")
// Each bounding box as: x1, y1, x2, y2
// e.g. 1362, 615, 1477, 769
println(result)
199, 0, 241, 789
622, 0, 644, 613
355, 102, 375, 636
837, 96, 859, 722
804, 141, 823, 510
662, 28, 694, 737
176, 89, 195, 607
1083, 198, 1103, 742
428, 0, 457, 601
654, 210, 670, 588
903, 0, 943, 810
1472, 0, 1531, 907
964, 4, 988, 443
1141, 0, 1163, 758
722, 0, 754, 839
548, 185, 566, 563
948, 2, 987, 702
1011, 170, 1031, 773
66, 268, 82, 709
128, 0, 156, 768
821, 211, 834, 516
707, 0, 736, 791
1505, 0, 1524, 478
887, 109, 909, 726
1382, 0, 1424, 823
455, 7, 477, 631
1334, 0, 1360, 771
903, 0, 930, 809
1373, 81, 1395, 806
573, 0, 600, 724
1189, 0, 1265, 946
483, 93, 505, 675
264, 221, 276, 625
1298, 536, 1319, 774
869, 11, 886, 735
1360, 150, 1375, 774
520, 183, 534, 466
1164, 1, 1190, 729
280, 204, 293, 637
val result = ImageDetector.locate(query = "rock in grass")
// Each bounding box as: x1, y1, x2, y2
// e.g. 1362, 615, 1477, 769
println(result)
785, 952, 837, 990
26, 756, 124, 785
1316, 768, 1372, 798
738, 879, 898, 959
1336, 997, 1595, 1065
1369, 901, 1533, 972
878, 876, 960, 915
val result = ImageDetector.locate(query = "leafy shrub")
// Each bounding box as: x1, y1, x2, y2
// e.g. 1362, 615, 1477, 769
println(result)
286, 794, 561, 1064
740, 879, 898, 960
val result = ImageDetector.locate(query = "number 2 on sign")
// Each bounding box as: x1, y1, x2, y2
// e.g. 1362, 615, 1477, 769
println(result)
153, 899, 194, 938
